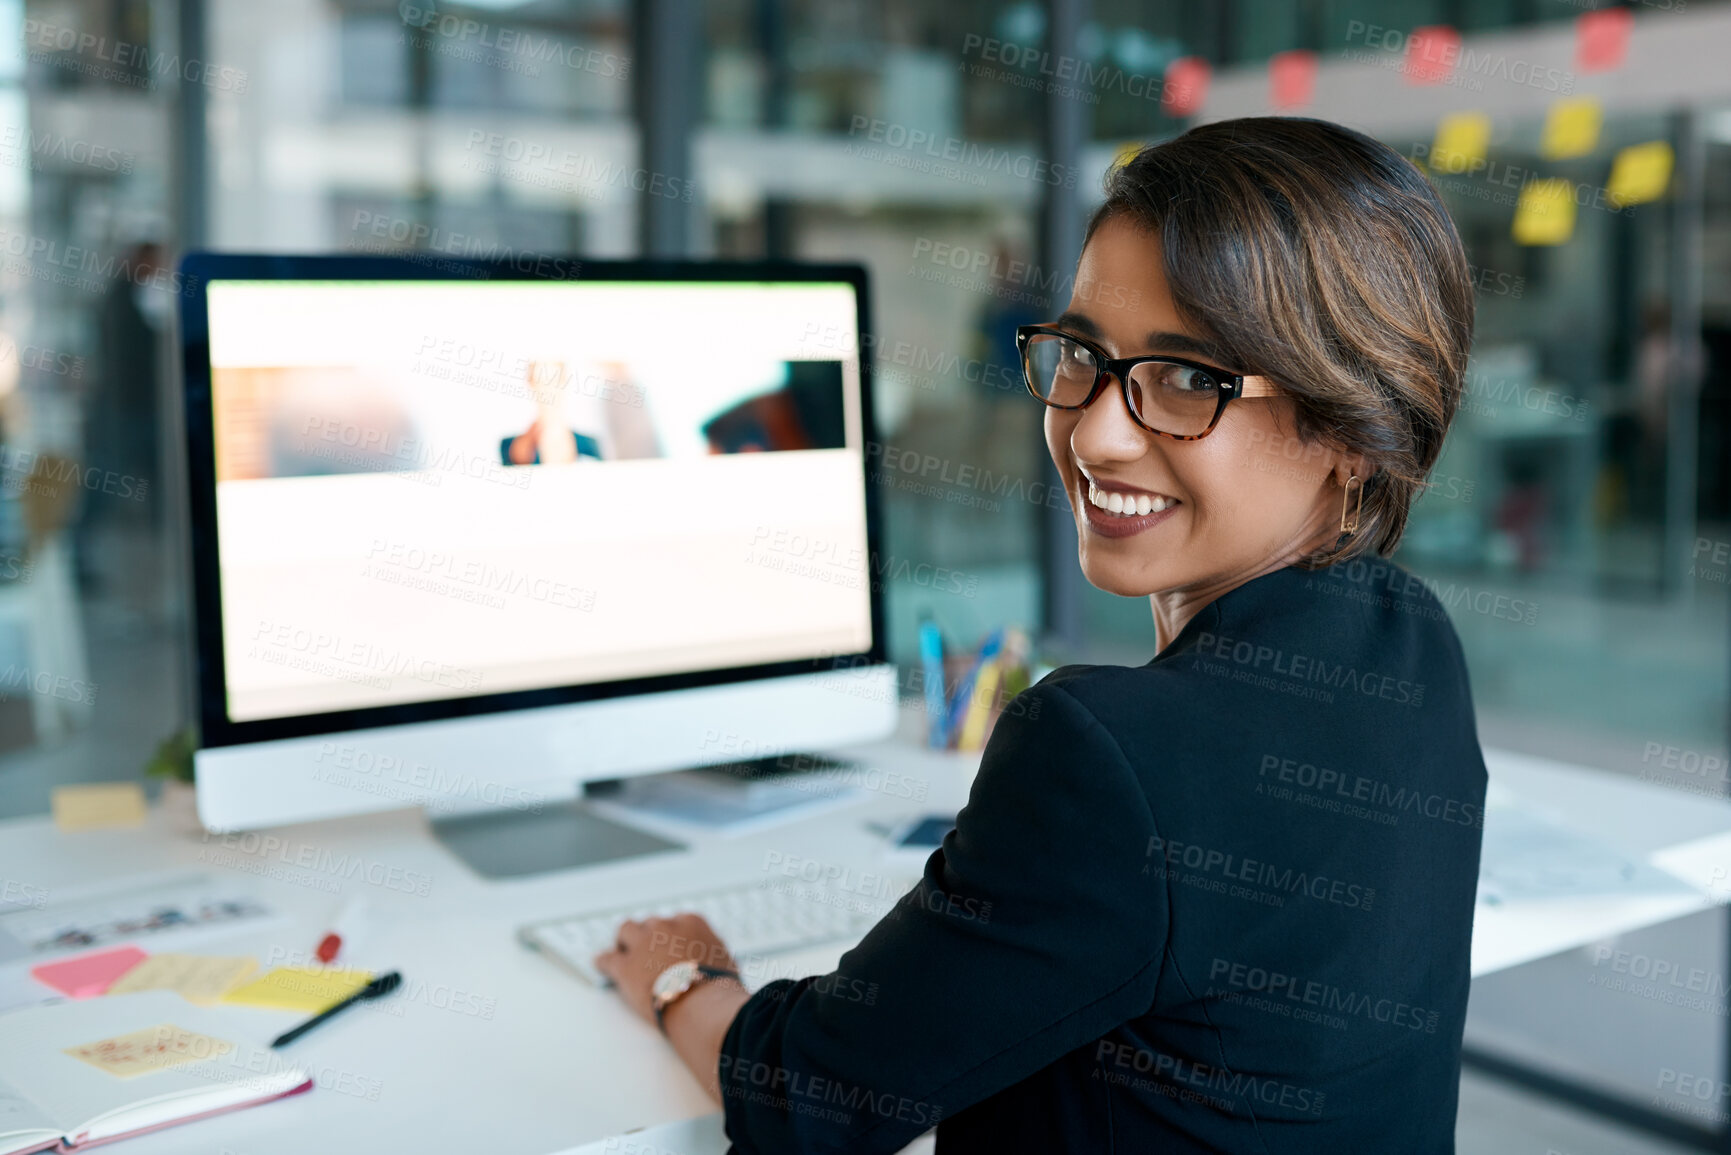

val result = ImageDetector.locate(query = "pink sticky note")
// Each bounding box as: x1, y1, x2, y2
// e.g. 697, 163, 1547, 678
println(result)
1576, 8, 1633, 73
1161, 57, 1211, 117
31, 946, 149, 998
1269, 50, 1317, 109
1405, 25, 1460, 85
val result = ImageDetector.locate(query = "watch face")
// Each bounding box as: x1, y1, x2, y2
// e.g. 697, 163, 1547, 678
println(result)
653, 959, 699, 1003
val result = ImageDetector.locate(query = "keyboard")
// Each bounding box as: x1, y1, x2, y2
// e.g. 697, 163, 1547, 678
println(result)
518, 874, 920, 986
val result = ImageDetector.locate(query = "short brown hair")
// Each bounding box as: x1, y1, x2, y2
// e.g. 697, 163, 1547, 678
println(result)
1085, 116, 1475, 567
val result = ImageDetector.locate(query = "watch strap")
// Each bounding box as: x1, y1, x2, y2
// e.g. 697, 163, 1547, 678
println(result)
654, 964, 740, 1034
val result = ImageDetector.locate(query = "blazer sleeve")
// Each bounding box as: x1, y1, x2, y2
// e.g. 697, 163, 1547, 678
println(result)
718, 679, 1170, 1154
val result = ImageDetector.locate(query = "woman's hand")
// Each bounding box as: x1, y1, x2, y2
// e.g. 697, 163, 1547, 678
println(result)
593, 913, 741, 1026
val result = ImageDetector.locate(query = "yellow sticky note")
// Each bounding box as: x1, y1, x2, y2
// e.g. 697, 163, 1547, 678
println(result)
105, 953, 259, 1006
64, 1024, 234, 1079
1607, 141, 1674, 207
1430, 112, 1491, 174
1513, 178, 1577, 245
1540, 97, 1602, 159
221, 966, 372, 1013
51, 782, 147, 831
1112, 140, 1146, 171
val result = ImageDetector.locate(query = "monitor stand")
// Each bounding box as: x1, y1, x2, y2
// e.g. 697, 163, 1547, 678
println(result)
431, 798, 684, 880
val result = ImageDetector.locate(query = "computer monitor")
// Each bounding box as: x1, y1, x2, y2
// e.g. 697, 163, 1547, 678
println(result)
179, 254, 896, 867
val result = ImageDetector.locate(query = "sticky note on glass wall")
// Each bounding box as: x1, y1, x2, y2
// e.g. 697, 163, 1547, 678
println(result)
1576, 7, 1634, 73
1607, 141, 1674, 207
1429, 112, 1491, 174
1513, 178, 1577, 245
1269, 50, 1317, 110
1161, 57, 1211, 117
1405, 25, 1461, 85
1112, 141, 1145, 171
1540, 98, 1602, 160
52, 782, 147, 831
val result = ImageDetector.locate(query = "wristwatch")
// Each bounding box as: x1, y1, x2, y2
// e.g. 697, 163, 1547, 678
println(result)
650, 960, 740, 1034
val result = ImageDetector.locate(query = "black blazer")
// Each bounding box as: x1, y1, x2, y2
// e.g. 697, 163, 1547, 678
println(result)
720, 557, 1488, 1154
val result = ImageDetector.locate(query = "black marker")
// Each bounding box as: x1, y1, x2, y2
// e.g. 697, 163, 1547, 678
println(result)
270, 971, 402, 1048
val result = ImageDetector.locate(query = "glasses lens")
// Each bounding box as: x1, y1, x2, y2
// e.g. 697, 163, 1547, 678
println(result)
1127, 361, 1222, 436
1023, 334, 1098, 407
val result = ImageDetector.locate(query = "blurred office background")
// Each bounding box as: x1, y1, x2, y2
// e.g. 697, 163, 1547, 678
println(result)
0, 0, 1725, 1149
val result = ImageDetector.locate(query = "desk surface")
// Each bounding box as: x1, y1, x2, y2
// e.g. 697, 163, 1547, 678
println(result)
0, 713, 1725, 1155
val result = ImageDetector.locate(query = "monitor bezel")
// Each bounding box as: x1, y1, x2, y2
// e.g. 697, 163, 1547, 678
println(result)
180, 252, 887, 750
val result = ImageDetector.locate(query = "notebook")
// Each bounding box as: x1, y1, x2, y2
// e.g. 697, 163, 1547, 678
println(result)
0, 990, 311, 1153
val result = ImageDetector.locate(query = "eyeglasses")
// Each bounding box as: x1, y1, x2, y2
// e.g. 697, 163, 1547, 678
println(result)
1016, 323, 1269, 440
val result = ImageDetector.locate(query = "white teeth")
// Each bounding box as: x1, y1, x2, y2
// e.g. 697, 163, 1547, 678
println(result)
1086, 481, 1178, 517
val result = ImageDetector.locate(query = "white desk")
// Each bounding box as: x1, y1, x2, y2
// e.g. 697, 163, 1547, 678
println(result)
2, 714, 1727, 1155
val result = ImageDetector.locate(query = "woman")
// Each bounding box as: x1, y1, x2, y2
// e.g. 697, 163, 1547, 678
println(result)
595, 116, 1487, 1154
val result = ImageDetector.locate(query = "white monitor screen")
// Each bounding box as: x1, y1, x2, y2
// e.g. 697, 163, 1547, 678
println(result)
204, 279, 873, 724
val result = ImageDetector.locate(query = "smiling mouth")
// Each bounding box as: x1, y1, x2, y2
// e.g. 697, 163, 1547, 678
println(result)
1084, 479, 1180, 518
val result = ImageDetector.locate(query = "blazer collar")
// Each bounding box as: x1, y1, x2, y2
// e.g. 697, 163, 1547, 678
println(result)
1148, 559, 1354, 665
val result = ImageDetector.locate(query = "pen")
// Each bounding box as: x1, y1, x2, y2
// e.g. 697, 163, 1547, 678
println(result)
270, 971, 402, 1048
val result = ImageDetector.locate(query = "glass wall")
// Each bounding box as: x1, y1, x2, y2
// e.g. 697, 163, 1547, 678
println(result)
0, 3, 1726, 1144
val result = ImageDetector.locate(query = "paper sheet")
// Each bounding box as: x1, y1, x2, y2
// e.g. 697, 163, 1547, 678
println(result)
220, 966, 372, 1013
104, 953, 258, 1005
62, 1024, 235, 1080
